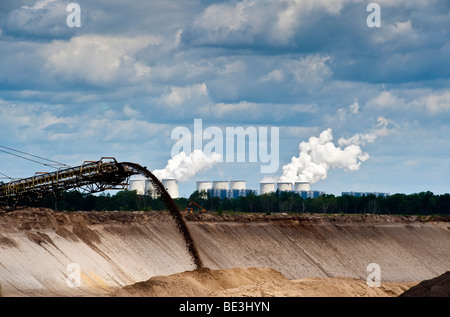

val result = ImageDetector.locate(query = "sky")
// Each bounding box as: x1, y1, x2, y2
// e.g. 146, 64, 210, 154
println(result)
0, 0, 449, 197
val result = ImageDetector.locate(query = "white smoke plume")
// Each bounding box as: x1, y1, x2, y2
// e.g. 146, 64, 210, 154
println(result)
278, 128, 372, 184
153, 150, 222, 182
337, 116, 391, 147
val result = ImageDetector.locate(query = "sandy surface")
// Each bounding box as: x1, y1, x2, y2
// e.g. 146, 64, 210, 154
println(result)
112, 266, 417, 297
0, 208, 449, 296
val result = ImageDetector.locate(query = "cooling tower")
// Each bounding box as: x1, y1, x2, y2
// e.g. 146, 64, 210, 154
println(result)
277, 182, 292, 192
162, 178, 179, 199
197, 181, 212, 198
213, 181, 229, 190
230, 180, 246, 190
129, 179, 147, 195
294, 181, 311, 192
196, 181, 212, 192
260, 182, 275, 195
146, 180, 159, 199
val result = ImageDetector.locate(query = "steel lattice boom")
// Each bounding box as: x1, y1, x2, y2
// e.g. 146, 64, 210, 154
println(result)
0, 157, 140, 207
0, 157, 203, 268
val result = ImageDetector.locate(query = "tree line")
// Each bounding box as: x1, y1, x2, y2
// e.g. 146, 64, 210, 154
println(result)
31, 189, 450, 215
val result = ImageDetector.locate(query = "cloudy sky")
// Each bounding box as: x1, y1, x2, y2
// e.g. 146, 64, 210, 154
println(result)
0, 0, 449, 197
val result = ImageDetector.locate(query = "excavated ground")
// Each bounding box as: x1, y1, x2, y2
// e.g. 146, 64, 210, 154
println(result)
0, 208, 449, 297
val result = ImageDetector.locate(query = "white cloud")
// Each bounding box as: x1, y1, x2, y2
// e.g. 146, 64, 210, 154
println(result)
191, 0, 269, 43
366, 91, 406, 109
349, 101, 359, 114
26, 0, 57, 10
419, 91, 450, 114
335, 100, 360, 121
44, 35, 160, 84
190, 0, 358, 45
0, 100, 76, 142
198, 101, 319, 121
289, 55, 332, 84
4, 0, 70, 38
366, 90, 450, 114
123, 105, 141, 118
218, 60, 246, 76
82, 118, 163, 142
290, 104, 319, 113
260, 69, 284, 82
200, 101, 258, 118
0, 100, 166, 144
273, 0, 352, 44
162, 83, 208, 106
373, 20, 419, 45
281, 126, 320, 138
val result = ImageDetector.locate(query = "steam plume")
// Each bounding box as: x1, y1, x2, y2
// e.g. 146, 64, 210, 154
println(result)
153, 150, 221, 182
278, 128, 372, 184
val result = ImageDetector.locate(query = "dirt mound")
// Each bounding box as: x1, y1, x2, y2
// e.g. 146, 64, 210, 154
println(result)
112, 267, 284, 297
112, 267, 416, 297
400, 271, 450, 297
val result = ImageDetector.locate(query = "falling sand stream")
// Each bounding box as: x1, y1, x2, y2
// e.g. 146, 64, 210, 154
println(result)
122, 162, 203, 268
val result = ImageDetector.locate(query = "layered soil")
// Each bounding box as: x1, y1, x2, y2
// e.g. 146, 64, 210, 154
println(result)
0, 208, 449, 296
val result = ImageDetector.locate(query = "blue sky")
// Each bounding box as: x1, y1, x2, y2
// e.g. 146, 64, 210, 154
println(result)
0, 0, 449, 197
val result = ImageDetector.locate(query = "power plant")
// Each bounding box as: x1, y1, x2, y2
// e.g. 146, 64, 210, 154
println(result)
197, 181, 212, 191
128, 178, 148, 196
162, 178, 179, 199
230, 180, 246, 191
294, 181, 311, 192
260, 181, 325, 199
196, 181, 212, 198
277, 182, 292, 192
127, 176, 392, 201
128, 177, 179, 198
129, 178, 326, 199
128, 177, 391, 200
229, 180, 249, 199
208, 180, 255, 199
260, 182, 275, 195
197, 180, 324, 199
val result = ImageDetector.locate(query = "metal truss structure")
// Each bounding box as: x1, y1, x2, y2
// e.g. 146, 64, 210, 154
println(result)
0, 157, 203, 268
0, 157, 140, 208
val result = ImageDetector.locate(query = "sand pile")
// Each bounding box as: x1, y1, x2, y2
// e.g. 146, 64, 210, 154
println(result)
400, 271, 450, 297
112, 267, 416, 297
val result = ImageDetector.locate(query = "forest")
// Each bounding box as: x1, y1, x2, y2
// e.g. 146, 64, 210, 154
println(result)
32, 189, 450, 215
